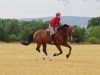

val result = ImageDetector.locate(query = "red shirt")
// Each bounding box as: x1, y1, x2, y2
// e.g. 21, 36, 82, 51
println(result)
50, 17, 61, 27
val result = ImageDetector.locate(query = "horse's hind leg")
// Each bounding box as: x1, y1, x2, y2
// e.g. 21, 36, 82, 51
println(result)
42, 43, 52, 61
36, 43, 41, 53
53, 44, 63, 56
42, 43, 47, 55
63, 43, 72, 58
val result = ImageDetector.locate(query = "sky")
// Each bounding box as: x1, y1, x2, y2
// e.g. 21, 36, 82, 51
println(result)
0, 0, 100, 18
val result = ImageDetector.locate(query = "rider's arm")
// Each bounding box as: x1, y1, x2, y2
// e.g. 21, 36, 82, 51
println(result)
60, 22, 63, 26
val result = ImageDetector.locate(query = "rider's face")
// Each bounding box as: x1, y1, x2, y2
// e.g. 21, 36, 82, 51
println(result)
57, 15, 61, 18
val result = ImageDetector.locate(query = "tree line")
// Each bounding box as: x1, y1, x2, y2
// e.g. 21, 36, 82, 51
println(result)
0, 17, 100, 44
72, 17, 100, 44
0, 19, 49, 42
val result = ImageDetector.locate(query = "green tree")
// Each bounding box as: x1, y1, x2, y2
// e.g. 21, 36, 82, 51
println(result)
5, 19, 20, 35
8, 34, 19, 42
72, 26, 86, 43
87, 26, 100, 41
0, 19, 49, 42
0, 19, 7, 41
87, 17, 100, 28
87, 37, 100, 44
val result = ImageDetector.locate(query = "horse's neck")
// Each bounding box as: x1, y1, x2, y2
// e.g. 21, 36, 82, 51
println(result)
57, 30, 67, 39
61, 28, 69, 38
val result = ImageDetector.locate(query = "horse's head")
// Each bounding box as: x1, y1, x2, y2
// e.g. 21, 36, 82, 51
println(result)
61, 24, 73, 38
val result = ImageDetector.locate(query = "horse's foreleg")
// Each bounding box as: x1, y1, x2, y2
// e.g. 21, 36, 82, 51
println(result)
63, 43, 72, 58
53, 45, 63, 56
42, 43, 52, 61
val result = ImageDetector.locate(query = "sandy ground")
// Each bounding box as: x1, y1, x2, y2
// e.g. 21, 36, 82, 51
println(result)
0, 43, 100, 75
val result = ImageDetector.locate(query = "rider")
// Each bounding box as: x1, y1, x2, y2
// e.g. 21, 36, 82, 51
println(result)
49, 12, 61, 44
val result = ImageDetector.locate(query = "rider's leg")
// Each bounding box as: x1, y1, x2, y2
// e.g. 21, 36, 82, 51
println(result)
49, 25, 55, 44
51, 34, 55, 44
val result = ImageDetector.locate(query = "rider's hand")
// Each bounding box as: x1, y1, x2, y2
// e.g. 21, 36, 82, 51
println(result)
55, 27, 58, 31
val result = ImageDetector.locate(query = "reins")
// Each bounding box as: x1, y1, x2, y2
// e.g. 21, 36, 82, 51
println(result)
61, 27, 73, 45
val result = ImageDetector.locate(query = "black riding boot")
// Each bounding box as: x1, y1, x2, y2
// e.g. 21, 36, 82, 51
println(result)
51, 34, 55, 44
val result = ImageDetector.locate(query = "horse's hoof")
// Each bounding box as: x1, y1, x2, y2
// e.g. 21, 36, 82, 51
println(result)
66, 55, 70, 58
53, 53, 57, 56
49, 59, 52, 61
42, 58, 45, 60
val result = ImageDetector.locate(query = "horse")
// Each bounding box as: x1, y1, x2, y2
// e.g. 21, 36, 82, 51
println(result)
21, 24, 73, 60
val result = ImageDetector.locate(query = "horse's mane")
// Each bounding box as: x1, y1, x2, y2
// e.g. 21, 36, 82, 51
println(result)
57, 24, 69, 30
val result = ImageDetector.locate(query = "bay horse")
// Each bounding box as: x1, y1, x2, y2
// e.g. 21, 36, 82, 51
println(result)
21, 24, 73, 60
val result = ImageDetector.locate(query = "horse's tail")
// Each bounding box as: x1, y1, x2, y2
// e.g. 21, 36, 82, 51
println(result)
21, 32, 34, 46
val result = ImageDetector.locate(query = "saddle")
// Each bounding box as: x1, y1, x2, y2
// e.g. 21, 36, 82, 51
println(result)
45, 29, 59, 37
45, 29, 51, 36
45, 26, 62, 37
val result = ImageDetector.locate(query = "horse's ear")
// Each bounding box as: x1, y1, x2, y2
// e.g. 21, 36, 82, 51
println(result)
63, 24, 69, 27
63, 24, 68, 26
